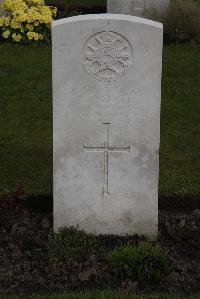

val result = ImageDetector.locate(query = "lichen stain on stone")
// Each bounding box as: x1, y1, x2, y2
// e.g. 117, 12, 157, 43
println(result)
120, 210, 135, 226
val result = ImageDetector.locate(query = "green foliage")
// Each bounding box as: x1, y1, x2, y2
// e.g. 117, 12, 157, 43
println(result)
48, 226, 102, 262
48, 229, 170, 285
107, 242, 170, 283
164, 0, 200, 43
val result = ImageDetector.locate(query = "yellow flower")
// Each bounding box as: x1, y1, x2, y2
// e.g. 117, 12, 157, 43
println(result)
3, 29, 10, 39
27, 31, 34, 40
26, 24, 34, 31
1, 0, 56, 42
10, 17, 21, 29
12, 33, 22, 42
29, 0, 44, 5
0, 17, 4, 27
34, 20, 39, 26
4, 16, 11, 26
3, 0, 28, 12
33, 32, 39, 40
51, 6, 57, 17
16, 12, 28, 22
27, 31, 39, 41
0, 16, 11, 27
42, 15, 52, 25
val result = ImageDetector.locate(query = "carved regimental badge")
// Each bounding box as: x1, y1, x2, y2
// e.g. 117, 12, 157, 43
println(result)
82, 31, 133, 82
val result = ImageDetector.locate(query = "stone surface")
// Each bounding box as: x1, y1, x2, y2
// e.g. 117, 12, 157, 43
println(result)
107, 0, 170, 17
52, 14, 163, 239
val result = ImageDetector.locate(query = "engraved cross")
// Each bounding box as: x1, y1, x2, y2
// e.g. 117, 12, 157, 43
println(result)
83, 123, 130, 196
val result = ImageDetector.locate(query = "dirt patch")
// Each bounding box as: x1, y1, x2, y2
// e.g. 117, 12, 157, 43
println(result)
0, 193, 200, 295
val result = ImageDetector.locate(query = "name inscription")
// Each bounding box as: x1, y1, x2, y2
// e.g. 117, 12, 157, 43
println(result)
61, 86, 141, 120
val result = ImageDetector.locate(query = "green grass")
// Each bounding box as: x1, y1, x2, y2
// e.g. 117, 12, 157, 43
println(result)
2, 291, 200, 299
0, 43, 52, 195
160, 44, 200, 198
0, 43, 199, 198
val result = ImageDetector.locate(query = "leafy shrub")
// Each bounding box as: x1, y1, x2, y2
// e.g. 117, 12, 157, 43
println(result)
163, 0, 200, 43
48, 226, 145, 262
48, 226, 102, 262
0, 0, 57, 43
107, 241, 170, 283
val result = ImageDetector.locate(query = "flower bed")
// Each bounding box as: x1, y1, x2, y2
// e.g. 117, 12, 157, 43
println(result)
0, 0, 57, 42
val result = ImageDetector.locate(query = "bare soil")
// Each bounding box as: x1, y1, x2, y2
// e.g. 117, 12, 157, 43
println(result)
0, 192, 200, 295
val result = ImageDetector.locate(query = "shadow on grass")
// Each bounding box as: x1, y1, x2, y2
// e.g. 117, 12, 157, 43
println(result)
21, 194, 53, 213
1, 184, 199, 213
19, 194, 200, 214
159, 195, 200, 212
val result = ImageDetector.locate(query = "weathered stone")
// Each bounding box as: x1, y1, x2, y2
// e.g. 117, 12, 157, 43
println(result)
53, 14, 163, 240
107, 0, 170, 17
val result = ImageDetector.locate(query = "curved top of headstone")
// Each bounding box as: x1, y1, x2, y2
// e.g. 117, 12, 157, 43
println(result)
53, 13, 163, 30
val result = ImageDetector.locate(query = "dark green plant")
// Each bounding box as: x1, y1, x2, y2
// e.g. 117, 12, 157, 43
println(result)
48, 226, 102, 262
163, 0, 200, 43
107, 241, 170, 283
143, 0, 200, 44
45, 0, 106, 17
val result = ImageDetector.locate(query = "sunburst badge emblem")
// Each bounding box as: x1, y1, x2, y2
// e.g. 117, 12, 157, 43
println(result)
82, 31, 133, 82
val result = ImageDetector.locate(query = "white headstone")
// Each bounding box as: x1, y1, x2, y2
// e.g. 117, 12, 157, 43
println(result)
107, 0, 170, 17
53, 14, 163, 240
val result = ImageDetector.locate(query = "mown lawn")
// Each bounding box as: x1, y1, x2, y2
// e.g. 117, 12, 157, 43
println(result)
2, 291, 200, 299
0, 43, 199, 198
0, 43, 52, 195
160, 44, 200, 198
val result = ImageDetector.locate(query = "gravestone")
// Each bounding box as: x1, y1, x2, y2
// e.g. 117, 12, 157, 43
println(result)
53, 14, 163, 240
107, 0, 170, 17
